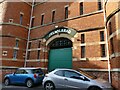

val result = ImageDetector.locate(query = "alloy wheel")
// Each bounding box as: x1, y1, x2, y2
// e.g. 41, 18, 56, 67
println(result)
45, 82, 55, 90
26, 79, 33, 88
4, 78, 10, 86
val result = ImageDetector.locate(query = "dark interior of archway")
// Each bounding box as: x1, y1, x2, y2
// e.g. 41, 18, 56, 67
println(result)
48, 38, 72, 49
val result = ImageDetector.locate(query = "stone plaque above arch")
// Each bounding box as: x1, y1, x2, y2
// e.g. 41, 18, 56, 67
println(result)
44, 27, 77, 41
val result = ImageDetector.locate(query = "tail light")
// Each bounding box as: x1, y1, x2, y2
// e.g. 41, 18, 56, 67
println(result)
34, 74, 37, 78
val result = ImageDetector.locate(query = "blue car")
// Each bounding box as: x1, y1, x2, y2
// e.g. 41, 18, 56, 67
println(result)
4, 68, 44, 88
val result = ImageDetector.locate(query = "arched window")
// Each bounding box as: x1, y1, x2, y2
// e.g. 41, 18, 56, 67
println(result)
48, 38, 72, 49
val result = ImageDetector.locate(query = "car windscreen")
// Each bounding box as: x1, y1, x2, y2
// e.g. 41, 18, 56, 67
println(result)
28, 69, 43, 74
79, 70, 97, 79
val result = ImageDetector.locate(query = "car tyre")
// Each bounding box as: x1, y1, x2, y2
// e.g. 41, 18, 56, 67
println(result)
26, 79, 33, 88
44, 82, 55, 90
4, 78, 10, 86
88, 86, 102, 90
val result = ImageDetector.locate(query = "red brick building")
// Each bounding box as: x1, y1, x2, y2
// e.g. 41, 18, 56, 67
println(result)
0, 0, 119, 89
105, 0, 120, 89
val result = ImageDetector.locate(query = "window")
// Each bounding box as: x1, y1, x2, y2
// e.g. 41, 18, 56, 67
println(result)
15, 69, 27, 74
15, 69, 23, 74
31, 17, 35, 27
41, 14, 44, 25
20, 14, 23, 25
28, 42, 31, 49
31, 69, 43, 74
37, 41, 41, 59
100, 31, 104, 41
13, 50, 18, 59
81, 34, 85, 43
65, 6, 68, 19
27, 42, 31, 60
110, 38, 114, 54
98, 0, 102, 10
80, 2, 83, 15
9, 19, 13, 23
15, 39, 19, 47
49, 38, 72, 49
109, 22, 112, 35
37, 50, 40, 59
27, 51, 30, 60
101, 44, 106, 57
64, 71, 81, 78
38, 41, 41, 48
81, 46, 85, 58
54, 70, 64, 76
52, 10, 55, 22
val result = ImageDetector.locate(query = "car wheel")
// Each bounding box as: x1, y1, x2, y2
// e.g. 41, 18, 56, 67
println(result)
44, 82, 55, 90
26, 79, 33, 88
88, 86, 102, 90
4, 78, 10, 86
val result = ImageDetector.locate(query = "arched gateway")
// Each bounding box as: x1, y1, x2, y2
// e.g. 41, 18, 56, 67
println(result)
44, 27, 77, 71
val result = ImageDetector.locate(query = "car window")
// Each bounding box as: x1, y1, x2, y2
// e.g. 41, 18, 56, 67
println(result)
79, 70, 97, 79
54, 70, 64, 76
64, 70, 81, 78
31, 69, 43, 74
15, 69, 27, 74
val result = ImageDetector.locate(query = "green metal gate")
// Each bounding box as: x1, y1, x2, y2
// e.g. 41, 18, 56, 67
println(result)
48, 48, 72, 71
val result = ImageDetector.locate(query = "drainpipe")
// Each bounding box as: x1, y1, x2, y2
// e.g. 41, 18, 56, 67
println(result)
24, 0, 35, 67
103, 0, 111, 84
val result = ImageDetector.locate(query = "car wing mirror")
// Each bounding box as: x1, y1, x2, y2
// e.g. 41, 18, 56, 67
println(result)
13, 72, 16, 75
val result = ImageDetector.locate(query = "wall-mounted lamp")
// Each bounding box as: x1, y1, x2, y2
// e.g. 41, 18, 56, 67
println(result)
55, 26, 58, 28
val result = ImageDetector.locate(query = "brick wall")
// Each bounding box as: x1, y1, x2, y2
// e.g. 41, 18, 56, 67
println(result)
106, 1, 120, 90
1, 68, 17, 83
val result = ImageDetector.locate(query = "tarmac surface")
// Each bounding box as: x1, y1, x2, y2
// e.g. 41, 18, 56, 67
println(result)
1, 83, 44, 90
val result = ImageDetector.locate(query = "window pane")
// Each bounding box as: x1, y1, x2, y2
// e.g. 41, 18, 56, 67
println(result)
98, 0, 102, 10
109, 22, 112, 35
64, 71, 80, 78
31, 18, 34, 27
80, 2, 83, 15
13, 50, 18, 59
28, 42, 31, 49
81, 46, 85, 58
37, 50, 40, 59
110, 38, 114, 54
20, 14, 23, 25
101, 44, 106, 57
41, 15, 44, 25
27, 51, 30, 60
15, 39, 19, 47
16, 70, 22, 74
32, 69, 43, 74
49, 38, 72, 49
54, 70, 64, 76
65, 7, 68, 19
81, 34, 85, 43
100, 31, 104, 41
52, 11, 55, 22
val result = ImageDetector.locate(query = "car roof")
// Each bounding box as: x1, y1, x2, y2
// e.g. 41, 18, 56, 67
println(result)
18, 67, 41, 70
54, 68, 76, 71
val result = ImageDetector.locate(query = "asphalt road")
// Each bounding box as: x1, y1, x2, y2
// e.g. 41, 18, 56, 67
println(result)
1, 83, 44, 90
1, 83, 82, 90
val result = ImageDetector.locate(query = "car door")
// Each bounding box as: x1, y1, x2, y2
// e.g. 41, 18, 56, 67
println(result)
63, 70, 90, 89
18, 69, 28, 84
53, 70, 66, 88
11, 69, 27, 84
10, 69, 22, 83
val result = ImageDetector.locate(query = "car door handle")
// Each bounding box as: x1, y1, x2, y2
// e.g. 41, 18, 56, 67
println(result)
64, 78, 68, 81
